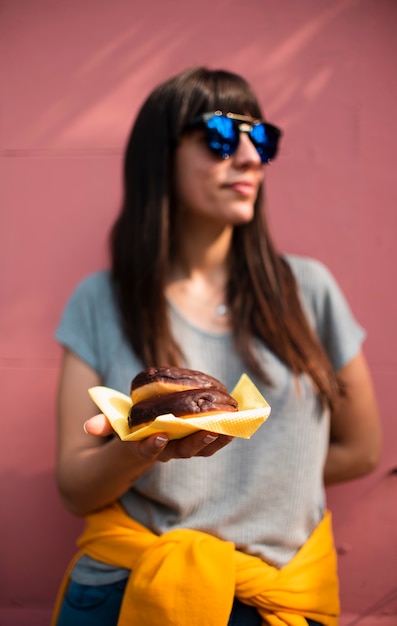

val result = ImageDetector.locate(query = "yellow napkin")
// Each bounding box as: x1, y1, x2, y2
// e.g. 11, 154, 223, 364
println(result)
88, 374, 270, 441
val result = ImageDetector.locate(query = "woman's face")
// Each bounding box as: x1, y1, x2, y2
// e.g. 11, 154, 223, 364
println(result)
173, 126, 265, 226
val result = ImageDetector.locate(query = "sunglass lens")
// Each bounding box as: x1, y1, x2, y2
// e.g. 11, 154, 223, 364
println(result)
206, 115, 238, 158
250, 123, 280, 163
249, 124, 275, 163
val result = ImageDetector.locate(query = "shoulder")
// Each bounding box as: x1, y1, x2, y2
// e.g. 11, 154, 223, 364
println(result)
284, 254, 335, 289
71, 269, 113, 297
283, 254, 366, 369
57, 269, 119, 328
283, 254, 342, 311
64, 270, 115, 310
56, 269, 122, 372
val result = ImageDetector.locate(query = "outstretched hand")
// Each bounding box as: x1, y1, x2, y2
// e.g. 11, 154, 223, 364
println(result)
83, 413, 234, 461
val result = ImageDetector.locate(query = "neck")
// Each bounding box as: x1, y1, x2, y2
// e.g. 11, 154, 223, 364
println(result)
171, 219, 233, 281
166, 222, 233, 330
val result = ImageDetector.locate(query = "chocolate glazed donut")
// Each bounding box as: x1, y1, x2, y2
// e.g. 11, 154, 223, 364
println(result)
130, 366, 228, 404
128, 388, 238, 428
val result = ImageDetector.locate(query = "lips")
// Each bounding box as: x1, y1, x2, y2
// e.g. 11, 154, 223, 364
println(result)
226, 181, 256, 197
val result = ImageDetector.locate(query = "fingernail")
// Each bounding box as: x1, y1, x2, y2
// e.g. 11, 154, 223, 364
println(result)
203, 434, 218, 444
83, 421, 88, 434
154, 435, 168, 448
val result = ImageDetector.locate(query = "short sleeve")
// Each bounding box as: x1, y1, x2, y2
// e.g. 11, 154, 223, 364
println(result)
286, 255, 366, 371
55, 272, 115, 374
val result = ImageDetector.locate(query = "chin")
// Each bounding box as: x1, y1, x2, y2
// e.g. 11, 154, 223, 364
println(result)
229, 203, 256, 225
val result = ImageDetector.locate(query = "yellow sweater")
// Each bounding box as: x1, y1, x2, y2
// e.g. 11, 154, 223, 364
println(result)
52, 503, 339, 626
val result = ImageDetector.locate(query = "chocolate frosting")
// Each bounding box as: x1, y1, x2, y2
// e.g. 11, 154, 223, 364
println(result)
130, 366, 227, 394
128, 388, 237, 428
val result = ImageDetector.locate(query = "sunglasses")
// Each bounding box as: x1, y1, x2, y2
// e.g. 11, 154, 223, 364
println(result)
186, 111, 282, 163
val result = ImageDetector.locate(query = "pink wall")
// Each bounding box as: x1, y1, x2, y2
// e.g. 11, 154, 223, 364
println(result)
1, 0, 396, 623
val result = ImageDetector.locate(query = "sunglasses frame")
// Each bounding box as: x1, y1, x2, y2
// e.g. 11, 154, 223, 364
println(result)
186, 110, 282, 163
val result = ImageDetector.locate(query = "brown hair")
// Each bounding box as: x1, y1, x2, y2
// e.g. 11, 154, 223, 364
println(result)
110, 67, 341, 411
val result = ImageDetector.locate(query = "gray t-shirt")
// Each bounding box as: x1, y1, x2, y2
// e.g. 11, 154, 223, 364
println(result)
56, 255, 365, 584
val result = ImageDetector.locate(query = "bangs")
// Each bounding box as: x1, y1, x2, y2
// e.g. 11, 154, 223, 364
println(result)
205, 72, 263, 118
176, 68, 264, 131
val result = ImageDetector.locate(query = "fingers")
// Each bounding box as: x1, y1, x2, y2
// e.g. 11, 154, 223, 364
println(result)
83, 416, 234, 462
196, 434, 234, 457
84, 414, 114, 437
133, 434, 169, 460
156, 431, 234, 462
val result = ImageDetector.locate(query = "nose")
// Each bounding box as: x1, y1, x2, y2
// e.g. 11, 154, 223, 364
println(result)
233, 132, 262, 167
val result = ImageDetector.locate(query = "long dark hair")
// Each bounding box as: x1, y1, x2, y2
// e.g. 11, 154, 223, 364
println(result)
110, 67, 341, 410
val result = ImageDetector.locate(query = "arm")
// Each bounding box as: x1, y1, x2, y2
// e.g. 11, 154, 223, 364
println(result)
324, 351, 381, 485
56, 349, 233, 516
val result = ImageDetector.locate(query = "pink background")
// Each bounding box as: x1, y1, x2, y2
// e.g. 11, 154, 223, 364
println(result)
1, 0, 396, 623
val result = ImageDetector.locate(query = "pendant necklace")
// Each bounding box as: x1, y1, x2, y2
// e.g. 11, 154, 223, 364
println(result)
215, 303, 228, 317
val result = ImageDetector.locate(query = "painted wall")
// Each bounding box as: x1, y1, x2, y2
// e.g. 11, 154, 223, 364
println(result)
1, 1, 396, 624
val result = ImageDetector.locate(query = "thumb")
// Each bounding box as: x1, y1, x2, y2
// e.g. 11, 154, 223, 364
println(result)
84, 413, 114, 437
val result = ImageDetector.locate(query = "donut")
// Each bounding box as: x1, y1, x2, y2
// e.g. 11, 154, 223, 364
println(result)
127, 366, 237, 428
130, 366, 227, 404
128, 388, 238, 428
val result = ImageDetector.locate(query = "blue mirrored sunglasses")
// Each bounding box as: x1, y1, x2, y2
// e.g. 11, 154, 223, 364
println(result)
186, 111, 282, 163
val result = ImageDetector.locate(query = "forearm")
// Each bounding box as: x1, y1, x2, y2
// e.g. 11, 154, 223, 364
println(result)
324, 352, 381, 486
57, 423, 231, 516
57, 436, 158, 516
55, 350, 161, 516
324, 439, 380, 486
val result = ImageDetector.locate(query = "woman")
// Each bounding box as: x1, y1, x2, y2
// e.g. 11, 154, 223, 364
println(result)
52, 67, 381, 626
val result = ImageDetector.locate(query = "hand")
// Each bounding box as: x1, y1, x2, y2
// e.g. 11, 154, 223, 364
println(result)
84, 413, 234, 462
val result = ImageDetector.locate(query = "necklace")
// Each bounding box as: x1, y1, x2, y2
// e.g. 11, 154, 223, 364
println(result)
215, 303, 229, 317
167, 274, 229, 321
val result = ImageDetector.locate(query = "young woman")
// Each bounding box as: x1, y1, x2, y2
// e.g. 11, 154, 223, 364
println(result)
52, 67, 381, 626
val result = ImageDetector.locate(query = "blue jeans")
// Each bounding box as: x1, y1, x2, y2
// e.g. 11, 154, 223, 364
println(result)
55, 579, 323, 625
